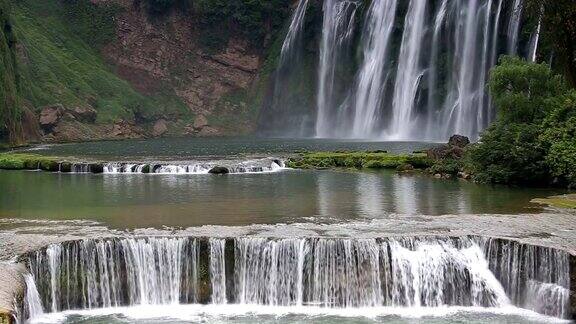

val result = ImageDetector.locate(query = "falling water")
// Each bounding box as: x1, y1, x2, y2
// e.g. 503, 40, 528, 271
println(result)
529, 14, 542, 62
209, 238, 227, 304
507, 0, 523, 54
25, 236, 571, 320
315, 0, 359, 138
280, 0, 310, 63
387, 0, 427, 140
24, 274, 44, 319
350, 0, 397, 138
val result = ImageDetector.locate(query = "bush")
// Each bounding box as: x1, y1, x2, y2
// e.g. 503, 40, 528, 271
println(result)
467, 57, 575, 187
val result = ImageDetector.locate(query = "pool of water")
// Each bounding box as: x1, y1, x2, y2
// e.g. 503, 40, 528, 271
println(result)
19, 137, 439, 160
0, 168, 556, 229
29, 304, 564, 324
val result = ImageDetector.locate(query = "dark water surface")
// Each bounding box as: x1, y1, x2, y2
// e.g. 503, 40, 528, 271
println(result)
22, 137, 439, 160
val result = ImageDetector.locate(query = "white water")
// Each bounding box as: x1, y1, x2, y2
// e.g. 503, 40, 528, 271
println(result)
67, 159, 286, 175
24, 274, 44, 320
350, 0, 397, 138
275, 0, 529, 141
24, 236, 571, 320
387, 0, 427, 140
315, 0, 358, 138
279, 0, 309, 62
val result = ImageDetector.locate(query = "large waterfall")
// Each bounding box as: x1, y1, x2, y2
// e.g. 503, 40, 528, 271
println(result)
260, 0, 529, 141
24, 236, 571, 320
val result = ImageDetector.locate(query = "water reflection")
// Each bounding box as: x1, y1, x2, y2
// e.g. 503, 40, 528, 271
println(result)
0, 170, 558, 229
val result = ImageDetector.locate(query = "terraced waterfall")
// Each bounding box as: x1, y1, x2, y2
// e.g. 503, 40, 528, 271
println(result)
23, 236, 572, 321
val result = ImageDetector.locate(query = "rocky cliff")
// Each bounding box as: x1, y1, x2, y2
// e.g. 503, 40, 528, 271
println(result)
0, 0, 291, 145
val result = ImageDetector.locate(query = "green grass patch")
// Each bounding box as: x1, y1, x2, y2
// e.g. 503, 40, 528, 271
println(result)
531, 195, 576, 209
0, 153, 59, 170
286, 152, 433, 170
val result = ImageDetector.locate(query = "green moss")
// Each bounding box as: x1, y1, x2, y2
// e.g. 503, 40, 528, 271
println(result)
531, 195, 576, 209
286, 152, 433, 170
0, 153, 59, 170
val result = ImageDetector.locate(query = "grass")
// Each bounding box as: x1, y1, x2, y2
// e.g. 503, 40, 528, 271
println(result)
0, 152, 59, 170
286, 152, 433, 170
11, 0, 190, 124
531, 195, 576, 209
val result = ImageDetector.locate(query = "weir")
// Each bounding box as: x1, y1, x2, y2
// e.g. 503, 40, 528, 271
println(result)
19, 236, 574, 321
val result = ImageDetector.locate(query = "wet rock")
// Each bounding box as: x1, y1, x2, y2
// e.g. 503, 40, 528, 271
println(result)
141, 165, 151, 173
209, 166, 229, 174
59, 162, 72, 173
39, 104, 64, 133
152, 164, 162, 173
152, 119, 168, 137
40, 160, 59, 172
89, 163, 104, 174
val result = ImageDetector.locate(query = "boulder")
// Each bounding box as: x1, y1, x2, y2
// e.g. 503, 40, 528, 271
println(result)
427, 135, 470, 160
70, 106, 97, 123
193, 114, 209, 131
152, 119, 168, 137
208, 166, 230, 174
59, 162, 72, 173
39, 104, 64, 132
448, 134, 470, 148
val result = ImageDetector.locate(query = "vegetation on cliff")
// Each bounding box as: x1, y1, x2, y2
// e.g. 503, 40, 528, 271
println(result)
0, 0, 23, 145
465, 57, 576, 188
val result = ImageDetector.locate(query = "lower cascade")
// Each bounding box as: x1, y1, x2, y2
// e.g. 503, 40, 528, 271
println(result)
23, 236, 571, 320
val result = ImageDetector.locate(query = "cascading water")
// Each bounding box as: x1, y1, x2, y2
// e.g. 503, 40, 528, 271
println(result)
24, 236, 571, 321
315, 0, 359, 138
387, 0, 428, 139
350, 0, 397, 138
265, 0, 529, 141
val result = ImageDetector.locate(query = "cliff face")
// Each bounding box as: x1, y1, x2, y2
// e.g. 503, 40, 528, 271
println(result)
2, 0, 290, 144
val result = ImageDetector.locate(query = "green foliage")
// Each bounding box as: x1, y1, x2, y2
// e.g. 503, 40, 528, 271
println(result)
539, 90, 576, 187
466, 123, 549, 184
0, 0, 22, 144
489, 56, 566, 124
524, 0, 576, 86
194, 0, 290, 50
286, 152, 433, 170
0, 153, 58, 170
143, 0, 192, 15
428, 159, 463, 176
11, 0, 190, 124
467, 57, 576, 187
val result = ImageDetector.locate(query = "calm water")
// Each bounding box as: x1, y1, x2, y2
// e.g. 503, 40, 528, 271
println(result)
0, 169, 555, 229
21, 137, 438, 160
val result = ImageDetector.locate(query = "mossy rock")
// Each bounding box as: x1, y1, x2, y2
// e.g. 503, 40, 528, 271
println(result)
24, 159, 42, 170
40, 160, 59, 171
531, 195, 576, 209
140, 165, 151, 173
59, 162, 72, 172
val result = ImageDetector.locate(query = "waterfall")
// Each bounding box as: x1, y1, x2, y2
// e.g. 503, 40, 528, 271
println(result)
267, 0, 529, 141
387, 0, 427, 140
507, 0, 523, 54
209, 238, 227, 304
280, 0, 310, 63
24, 274, 44, 319
315, 0, 358, 138
28, 238, 199, 312
350, 0, 397, 138
529, 12, 543, 62
24, 236, 571, 320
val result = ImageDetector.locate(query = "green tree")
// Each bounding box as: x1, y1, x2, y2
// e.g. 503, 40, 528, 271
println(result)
489, 56, 566, 124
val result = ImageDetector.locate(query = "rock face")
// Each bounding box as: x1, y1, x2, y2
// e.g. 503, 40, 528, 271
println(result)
152, 119, 168, 137
427, 135, 471, 160
69, 106, 97, 123
193, 114, 209, 131
39, 104, 64, 132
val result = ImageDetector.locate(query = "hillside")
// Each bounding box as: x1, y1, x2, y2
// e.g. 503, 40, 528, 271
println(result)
0, 0, 290, 145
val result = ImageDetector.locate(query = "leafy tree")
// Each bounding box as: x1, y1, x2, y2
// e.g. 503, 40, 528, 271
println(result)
489, 56, 566, 124
466, 57, 575, 187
